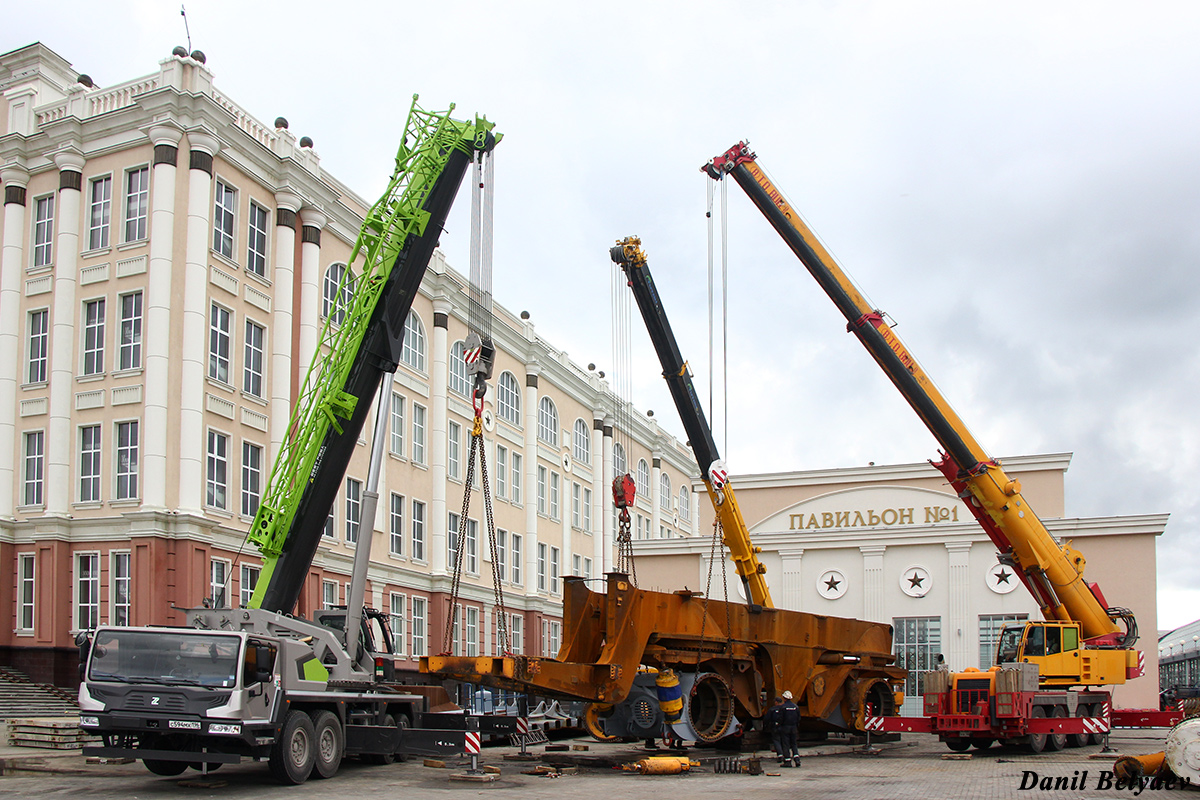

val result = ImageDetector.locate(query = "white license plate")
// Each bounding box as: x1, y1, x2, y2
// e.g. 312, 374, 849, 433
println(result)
168, 720, 201, 730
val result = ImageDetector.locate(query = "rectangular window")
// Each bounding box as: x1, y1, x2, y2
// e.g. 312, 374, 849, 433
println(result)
77, 553, 100, 629
79, 424, 102, 502
118, 292, 143, 371
511, 533, 522, 585
583, 487, 592, 531
243, 319, 264, 397
345, 478, 362, 544
33, 194, 54, 267
412, 404, 426, 464
240, 564, 260, 608
537, 543, 547, 591
208, 303, 231, 383
509, 613, 523, 655
82, 297, 106, 375
241, 441, 262, 517
210, 558, 230, 608
448, 420, 461, 480
115, 420, 139, 500
573, 553, 581, 577
496, 445, 507, 498
411, 500, 426, 561
124, 166, 149, 242
323, 512, 334, 539
389, 493, 404, 556
247, 201, 268, 276
548, 621, 561, 656
465, 606, 479, 657
88, 175, 112, 250
572, 482, 581, 527
465, 518, 478, 574
550, 472, 560, 520
979, 613, 1029, 668
23, 430, 44, 507
537, 465, 546, 514
390, 593, 406, 655
411, 596, 427, 657
17, 553, 35, 632
893, 616, 943, 712
27, 309, 48, 384
550, 546, 560, 594
390, 393, 405, 455
584, 557, 592, 581
511, 452, 522, 504
213, 180, 236, 258
322, 579, 337, 610
496, 530, 507, 584
111, 551, 131, 625
206, 430, 229, 509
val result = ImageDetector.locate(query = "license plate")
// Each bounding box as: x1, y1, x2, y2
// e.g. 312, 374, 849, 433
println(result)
168, 720, 201, 730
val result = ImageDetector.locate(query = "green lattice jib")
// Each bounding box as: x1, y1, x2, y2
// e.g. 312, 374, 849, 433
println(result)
246, 97, 498, 610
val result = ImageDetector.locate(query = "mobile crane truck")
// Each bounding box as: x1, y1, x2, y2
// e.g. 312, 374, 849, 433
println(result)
75, 98, 500, 784
702, 141, 1180, 753
423, 238, 905, 746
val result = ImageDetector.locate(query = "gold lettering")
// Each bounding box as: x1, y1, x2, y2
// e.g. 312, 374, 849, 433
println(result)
789, 514, 801, 530
853, 511, 866, 527
835, 511, 850, 528
899, 508, 913, 525
806, 514, 820, 529
881, 508, 898, 526
821, 512, 834, 529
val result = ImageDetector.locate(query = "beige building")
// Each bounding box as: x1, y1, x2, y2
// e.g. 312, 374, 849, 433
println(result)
0, 43, 699, 686
634, 453, 1166, 710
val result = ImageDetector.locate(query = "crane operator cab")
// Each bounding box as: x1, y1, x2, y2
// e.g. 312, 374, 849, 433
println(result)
995, 621, 1126, 686
313, 607, 398, 681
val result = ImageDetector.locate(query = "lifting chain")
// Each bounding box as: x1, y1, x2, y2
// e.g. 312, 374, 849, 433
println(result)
442, 389, 510, 655
695, 516, 735, 673
616, 507, 637, 587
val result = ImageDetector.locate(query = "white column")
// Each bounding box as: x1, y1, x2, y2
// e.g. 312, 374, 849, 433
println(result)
601, 415, 614, 574
297, 208, 326, 371
178, 132, 220, 514
861, 545, 886, 624
591, 412, 605, 577
650, 453, 662, 538
429, 299, 450, 576
0, 165, 30, 518
46, 151, 85, 515
945, 541, 972, 671
779, 549, 804, 612
142, 127, 182, 510
691, 484, 700, 537
522, 365, 540, 595
269, 192, 300, 466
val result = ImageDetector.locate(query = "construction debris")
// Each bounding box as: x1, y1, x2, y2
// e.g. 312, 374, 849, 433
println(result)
622, 756, 700, 774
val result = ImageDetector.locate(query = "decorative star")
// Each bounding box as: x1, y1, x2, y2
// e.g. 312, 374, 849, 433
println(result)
908, 572, 925, 589
824, 575, 841, 592
994, 568, 1012, 585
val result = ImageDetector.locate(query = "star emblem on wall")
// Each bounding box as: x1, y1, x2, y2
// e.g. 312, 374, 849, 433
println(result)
900, 566, 932, 597
987, 562, 1019, 595
817, 569, 847, 600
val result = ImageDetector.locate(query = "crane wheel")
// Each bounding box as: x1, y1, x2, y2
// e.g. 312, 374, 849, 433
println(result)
1028, 706, 1048, 754
1067, 705, 1090, 748
1046, 706, 1067, 752
946, 739, 971, 752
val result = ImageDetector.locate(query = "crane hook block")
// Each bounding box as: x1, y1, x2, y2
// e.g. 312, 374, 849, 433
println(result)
613, 474, 636, 509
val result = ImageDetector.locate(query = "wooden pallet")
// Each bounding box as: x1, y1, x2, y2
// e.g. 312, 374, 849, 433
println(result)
6, 717, 98, 750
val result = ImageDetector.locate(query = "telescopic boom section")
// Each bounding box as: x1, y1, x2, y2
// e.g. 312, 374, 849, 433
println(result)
610, 237, 772, 610
702, 143, 1123, 644
247, 99, 500, 613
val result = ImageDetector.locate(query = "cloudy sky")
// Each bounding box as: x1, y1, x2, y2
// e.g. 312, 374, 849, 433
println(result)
7, 1, 1199, 630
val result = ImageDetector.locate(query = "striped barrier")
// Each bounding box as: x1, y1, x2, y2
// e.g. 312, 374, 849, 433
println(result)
465, 730, 481, 756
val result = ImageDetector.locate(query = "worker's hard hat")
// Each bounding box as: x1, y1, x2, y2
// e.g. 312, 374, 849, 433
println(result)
782, 690, 793, 700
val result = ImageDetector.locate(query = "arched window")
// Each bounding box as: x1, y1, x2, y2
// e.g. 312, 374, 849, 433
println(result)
322, 262, 354, 325
401, 311, 426, 372
636, 459, 649, 497
537, 397, 558, 446
660, 472, 671, 509
573, 419, 590, 465
612, 442, 627, 477
497, 372, 521, 424
449, 340, 470, 397
678, 485, 690, 521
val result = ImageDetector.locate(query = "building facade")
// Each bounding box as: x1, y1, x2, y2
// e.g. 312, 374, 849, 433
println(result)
0, 43, 699, 685
633, 453, 1167, 710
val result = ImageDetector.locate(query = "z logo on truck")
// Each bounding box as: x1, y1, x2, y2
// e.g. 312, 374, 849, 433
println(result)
151, 697, 160, 706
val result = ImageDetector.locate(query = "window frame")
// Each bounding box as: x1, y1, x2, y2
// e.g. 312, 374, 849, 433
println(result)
76, 551, 100, 630
110, 550, 132, 625
447, 420, 461, 480
322, 579, 338, 610
400, 311, 426, 372
27, 308, 49, 385
205, 428, 230, 511
411, 403, 426, 465
123, 165, 149, 243
345, 477, 362, 544
449, 340, 470, 397
573, 418, 591, 464
389, 492, 405, 557
79, 423, 102, 503
322, 262, 354, 325
537, 397, 558, 446
213, 179, 236, 259
22, 429, 44, 507
114, 419, 139, 500
17, 553, 35, 632
88, 174, 112, 251
390, 593, 407, 656
243, 318, 265, 397
246, 200, 269, 277
241, 440, 262, 517
497, 371, 521, 425
32, 193, 54, 268
511, 533, 522, 585
411, 499, 426, 561
636, 459, 650, 497
411, 596, 427, 657
511, 452, 522, 504
239, 563, 260, 608
390, 393, 405, 456
660, 472, 672, 510
208, 302, 232, 384
82, 296, 106, 376
118, 291, 143, 371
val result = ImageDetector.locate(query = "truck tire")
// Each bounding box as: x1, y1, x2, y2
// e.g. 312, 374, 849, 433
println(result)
945, 738, 971, 752
1028, 706, 1048, 753
365, 714, 397, 765
269, 709, 316, 785
1067, 705, 1090, 748
311, 710, 344, 779
144, 759, 187, 776
1046, 706, 1067, 752
969, 737, 994, 750
394, 713, 410, 762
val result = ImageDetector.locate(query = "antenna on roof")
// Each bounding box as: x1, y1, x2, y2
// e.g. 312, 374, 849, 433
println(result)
181, 5, 192, 53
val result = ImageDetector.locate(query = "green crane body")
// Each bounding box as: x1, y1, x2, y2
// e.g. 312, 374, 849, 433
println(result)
248, 98, 500, 612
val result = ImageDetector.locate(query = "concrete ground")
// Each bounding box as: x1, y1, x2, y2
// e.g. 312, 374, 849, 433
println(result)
0, 724, 1181, 800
